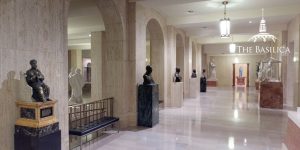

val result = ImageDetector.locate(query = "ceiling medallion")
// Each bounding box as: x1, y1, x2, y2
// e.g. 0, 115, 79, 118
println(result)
249, 9, 277, 43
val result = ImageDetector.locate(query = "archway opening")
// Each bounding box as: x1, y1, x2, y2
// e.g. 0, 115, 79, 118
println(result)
67, 0, 108, 148
146, 19, 165, 105
67, 0, 105, 102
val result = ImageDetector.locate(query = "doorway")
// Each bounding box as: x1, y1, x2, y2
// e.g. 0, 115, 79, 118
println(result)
232, 63, 249, 87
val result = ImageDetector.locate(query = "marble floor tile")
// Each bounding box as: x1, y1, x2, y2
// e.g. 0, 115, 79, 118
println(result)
75, 87, 288, 150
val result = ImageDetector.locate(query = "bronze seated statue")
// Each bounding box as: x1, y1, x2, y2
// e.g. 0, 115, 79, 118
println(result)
26, 59, 50, 102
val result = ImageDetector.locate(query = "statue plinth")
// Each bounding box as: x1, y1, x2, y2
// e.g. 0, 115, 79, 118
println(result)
207, 80, 217, 87
168, 82, 183, 107
236, 77, 246, 86
189, 78, 199, 98
14, 100, 61, 150
16, 100, 57, 128
259, 81, 283, 109
138, 84, 159, 127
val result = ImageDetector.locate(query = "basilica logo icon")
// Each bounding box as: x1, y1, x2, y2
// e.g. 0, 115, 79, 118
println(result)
248, 9, 277, 43
235, 9, 291, 55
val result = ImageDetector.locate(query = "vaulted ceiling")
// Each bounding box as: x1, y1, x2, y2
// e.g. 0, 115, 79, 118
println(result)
68, 0, 300, 49
136, 0, 300, 39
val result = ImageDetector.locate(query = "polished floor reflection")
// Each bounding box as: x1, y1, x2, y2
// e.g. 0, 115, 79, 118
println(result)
80, 87, 288, 150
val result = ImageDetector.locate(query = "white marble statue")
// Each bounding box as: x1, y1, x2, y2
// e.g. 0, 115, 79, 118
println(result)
257, 61, 264, 81
209, 59, 217, 80
257, 57, 281, 82
17, 71, 33, 101
69, 68, 84, 104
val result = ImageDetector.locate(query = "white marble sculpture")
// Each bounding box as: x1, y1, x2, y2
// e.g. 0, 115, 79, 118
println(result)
258, 57, 281, 82
17, 71, 33, 101
257, 61, 264, 81
69, 68, 84, 104
208, 59, 217, 80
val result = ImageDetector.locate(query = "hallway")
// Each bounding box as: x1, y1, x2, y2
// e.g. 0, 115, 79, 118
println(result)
80, 87, 288, 150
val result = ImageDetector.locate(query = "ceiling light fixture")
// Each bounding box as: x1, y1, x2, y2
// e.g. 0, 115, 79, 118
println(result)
220, 1, 230, 38
249, 9, 277, 42
229, 43, 236, 53
229, 36, 236, 53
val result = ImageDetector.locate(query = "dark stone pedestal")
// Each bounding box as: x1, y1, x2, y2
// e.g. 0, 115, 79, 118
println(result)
200, 77, 207, 92
138, 84, 159, 127
14, 123, 61, 150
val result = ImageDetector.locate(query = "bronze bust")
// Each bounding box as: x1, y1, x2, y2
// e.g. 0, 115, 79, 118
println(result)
26, 59, 50, 102
174, 67, 182, 82
191, 69, 197, 78
143, 65, 155, 85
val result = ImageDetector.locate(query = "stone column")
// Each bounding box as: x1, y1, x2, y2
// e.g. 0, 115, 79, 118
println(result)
91, 31, 103, 100
166, 26, 177, 107
192, 43, 197, 71
197, 43, 203, 73
184, 37, 192, 97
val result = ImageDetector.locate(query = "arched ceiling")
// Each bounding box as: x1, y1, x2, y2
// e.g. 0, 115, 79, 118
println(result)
68, 0, 300, 48
68, 0, 104, 49
136, 0, 300, 42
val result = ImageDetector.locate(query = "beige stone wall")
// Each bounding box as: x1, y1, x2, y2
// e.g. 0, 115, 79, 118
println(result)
287, 15, 300, 107
207, 55, 264, 87
0, 0, 69, 149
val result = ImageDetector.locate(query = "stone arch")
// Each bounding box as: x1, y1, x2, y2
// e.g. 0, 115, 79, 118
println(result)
67, 0, 129, 126
146, 18, 165, 103
176, 33, 185, 82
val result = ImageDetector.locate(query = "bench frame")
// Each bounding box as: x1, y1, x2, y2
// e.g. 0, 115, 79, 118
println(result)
69, 98, 119, 150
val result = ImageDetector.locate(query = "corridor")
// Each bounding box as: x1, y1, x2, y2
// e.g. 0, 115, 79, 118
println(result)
81, 87, 288, 150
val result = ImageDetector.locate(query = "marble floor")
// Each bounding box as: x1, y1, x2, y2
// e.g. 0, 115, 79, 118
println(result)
77, 87, 288, 150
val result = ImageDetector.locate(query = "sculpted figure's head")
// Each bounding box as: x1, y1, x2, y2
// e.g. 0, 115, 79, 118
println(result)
176, 67, 180, 73
30, 59, 38, 69
146, 65, 152, 74
75, 68, 81, 74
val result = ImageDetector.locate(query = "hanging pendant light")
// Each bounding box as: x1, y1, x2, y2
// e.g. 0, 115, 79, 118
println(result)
249, 9, 277, 42
220, 1, 230, 38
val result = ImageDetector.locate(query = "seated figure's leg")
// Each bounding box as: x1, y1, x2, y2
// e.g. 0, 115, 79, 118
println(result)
32, 85, 46, 102
41, 84, 50, 100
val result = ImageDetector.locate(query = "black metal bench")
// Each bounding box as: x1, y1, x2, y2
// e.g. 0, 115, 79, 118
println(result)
69, 98, 119, 150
